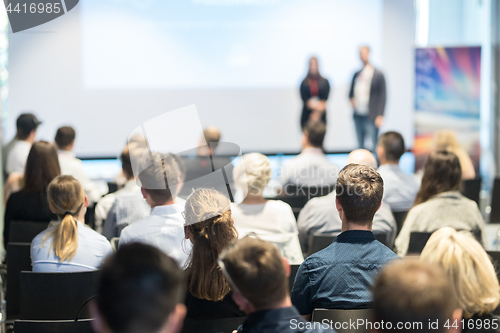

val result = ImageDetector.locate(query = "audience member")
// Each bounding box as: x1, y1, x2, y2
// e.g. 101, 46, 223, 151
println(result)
4, 141, 60, 245
119, 152, 189, 266
183, 188, 246, 320
395, 150, 485, 256
421, 227, 500, 332
435, 129, 476, 180
31, 175, 112, 271
376, 131, 419, 212
297, 149, 397, 253
181, 126, 234, 198
291, 163, 398, 318
4, 113, 41, 176
91, 243, 186, 333
373, 259, 462, 333
280, 121, 338, 187
95, 145, 142, 233
219, 237, 334, 333
55, 126, 104, 204
232, 153, 304, 264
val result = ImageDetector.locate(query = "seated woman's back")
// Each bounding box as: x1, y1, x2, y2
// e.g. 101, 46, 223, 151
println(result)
4, 141, 60, 245
232, 152, 304, 264
31, 175, 112, 272
183, 188, 245, 320
232, 200, 303, 264
395, 151, 485, 256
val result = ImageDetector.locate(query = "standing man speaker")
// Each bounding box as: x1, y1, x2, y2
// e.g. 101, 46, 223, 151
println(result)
300, 57, 330, 129
349, 46, 386, 150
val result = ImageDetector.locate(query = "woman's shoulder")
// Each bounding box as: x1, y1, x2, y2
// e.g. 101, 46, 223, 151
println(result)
267, 199, 294, 212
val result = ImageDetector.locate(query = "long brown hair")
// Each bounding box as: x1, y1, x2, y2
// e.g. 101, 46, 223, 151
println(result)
414, 150, 462, 206
43, 175, 86, 262
184, 188, 237, 301
23, 141, 61, 193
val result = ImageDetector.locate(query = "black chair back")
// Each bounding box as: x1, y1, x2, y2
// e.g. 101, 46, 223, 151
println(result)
490, 178, 500, 223
462, 178, 481, 206
20, 270, 100, 320
312, 308, 373, 333
181, 316, 247, 333
374, 233, 389, 247
14, 319, 95, 333
9, 221, 49, 243
288, 264, 300, 292
276, 196, 309, 210
6, 242, 32, 319
408, 229, 482, 255
392, 211, 408, 236
308, 234, 337, 256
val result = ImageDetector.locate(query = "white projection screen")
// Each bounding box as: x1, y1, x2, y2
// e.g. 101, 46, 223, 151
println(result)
6, 0, 415, 157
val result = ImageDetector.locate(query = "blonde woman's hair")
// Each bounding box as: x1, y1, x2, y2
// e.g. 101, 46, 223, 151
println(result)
421, 227, 500, 318
43, 175, 86, 262
434, 130, 476, 180
184, 188, 237, 301
233, 153, 271, 196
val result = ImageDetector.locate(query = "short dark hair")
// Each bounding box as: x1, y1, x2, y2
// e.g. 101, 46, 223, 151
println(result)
378, 131, 405, 162
16, 113, 41, 140
373, 260, 457, 333
335, 163, 383, 224
54, 126, 76, 149
120, 145, 133, 178
304, 121, 326, 148
138, 152, 179, 204
97, 243, 184, 333
220, 237, 288, 310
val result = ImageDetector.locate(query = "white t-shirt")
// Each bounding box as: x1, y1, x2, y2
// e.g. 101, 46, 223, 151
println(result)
354, 65, 375, 115
6, 140, 31, 175
231, 200, 304, 264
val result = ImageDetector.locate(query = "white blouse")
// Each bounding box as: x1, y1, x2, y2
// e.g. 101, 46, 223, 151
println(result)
231, 200, 304, 264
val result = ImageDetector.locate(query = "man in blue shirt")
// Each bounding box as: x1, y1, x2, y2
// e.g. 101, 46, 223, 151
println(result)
219, 237, 335, 333
291, 163, 398, 319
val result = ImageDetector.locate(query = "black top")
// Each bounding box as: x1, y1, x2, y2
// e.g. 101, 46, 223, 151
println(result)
238, 306, 334, 333
300, 77, 330, 127
348, 67, 387, 121
4, 190, 56, 244
185, 291, 246, 320
462, 313, 500, 333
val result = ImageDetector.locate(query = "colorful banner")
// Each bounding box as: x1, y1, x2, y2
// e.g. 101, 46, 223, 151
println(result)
414, 46, 481, 172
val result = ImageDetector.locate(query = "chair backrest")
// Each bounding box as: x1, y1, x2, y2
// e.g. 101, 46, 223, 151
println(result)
312, 308, 373, 333
276, 195, 309, 210
461, 178, 481, 206
288, 264, 300, 292
14, 319, 95, 333
407, 232, 433, 255
392, 211, 408, 236
308, 234, 337, 256
6, 242, 32, 319
181, 316, 247, 333
409, 229, 482, 255
373, 232, 388, 247
110, 237, 119, 252
9, 221, 49, 244
490, 178, 500, 223
20, 270, 100, 320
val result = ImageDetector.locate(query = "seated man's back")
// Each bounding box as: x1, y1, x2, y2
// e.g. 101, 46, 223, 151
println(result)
280, 121, 338, 187
291, 163, 398, 317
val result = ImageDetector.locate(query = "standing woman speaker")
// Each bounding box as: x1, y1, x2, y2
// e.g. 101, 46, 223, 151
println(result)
300, 57, 330, 129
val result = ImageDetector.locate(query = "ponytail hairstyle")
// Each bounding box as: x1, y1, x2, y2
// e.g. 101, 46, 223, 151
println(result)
184, 188, 237, 301
43, 175, 86, 262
